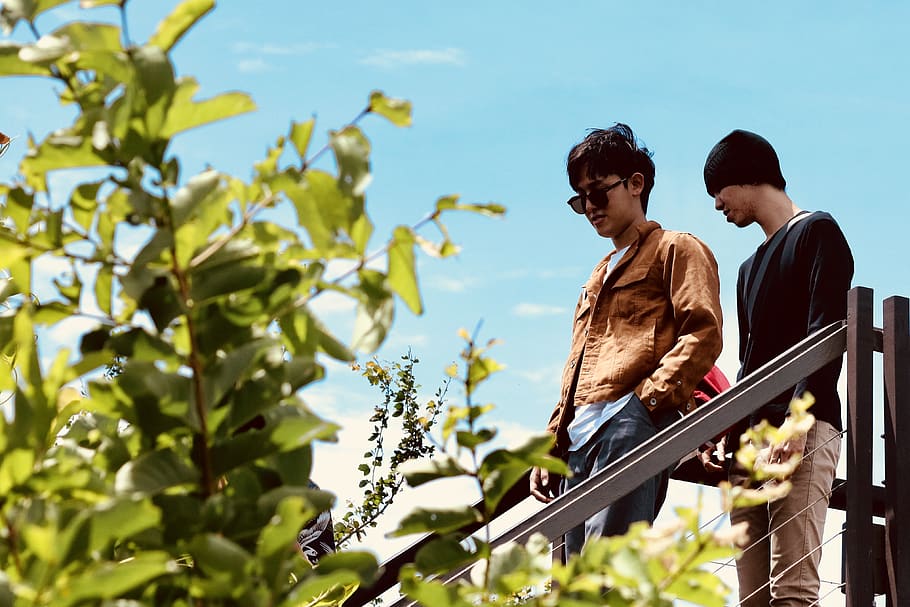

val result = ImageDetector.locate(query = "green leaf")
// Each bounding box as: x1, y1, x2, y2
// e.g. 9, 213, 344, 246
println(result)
131, 44, 176, 140
351, 273, 394, 353
161, 77, 255, 138
329, 125, 371, 197
18, 34, 73, 63
62, 551, 174, 602
0, 449, 35, 495
22, 133, 109, 192
257, 496, 310, 561
454, 428, 496, 449
436, 195, 506, 217
114, 448, 199, 496
80, 0, 124, 7
189, 533, 252, 579
0, 41, 52, 76
290, 118, 315, 163
170, 168, 218, 227
210, 408, 339, 477
414, 536, 475, 575
665, 569, 730, 607
315, 550, 379, 585
398, 454, 467, 487
283, 571, 359, 607
387, 225, 422, 314
90, 498, 162, 553
149, 0, 214, 52
189, 262, 267, 303
95, 264, 113, 315
389, 505, 482, 537
70, 181, 101, 231
368, 90, 413, 127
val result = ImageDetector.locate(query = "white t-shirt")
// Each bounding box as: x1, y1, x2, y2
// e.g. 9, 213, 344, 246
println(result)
567, 245, 634, 451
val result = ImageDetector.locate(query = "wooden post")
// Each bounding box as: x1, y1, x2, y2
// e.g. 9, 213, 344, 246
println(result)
845, 286, 875, 607
883, 296, 910, 605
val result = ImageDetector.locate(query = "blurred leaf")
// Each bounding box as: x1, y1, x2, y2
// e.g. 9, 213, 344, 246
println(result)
414, 536, 475, 575
95, 264, 113, 315
131, 44, 176, 140
18, 34, 73, 63
22, 134, 109, 191
90, 498, 162, 553
115, 448, 199, 496
389, 505, 481, 537
290, 118, 315, 163
315, 550, 379, 585
70, 181, 101, 231
436, 195, 506, 217
0, 449, 34, 495
171, 168, 219, 227
162, 77, 255, 138
387, 225, 422, 314
62, 551, 174, 602
0, 41, 52, 75
368, 90, 412, 127
189, 533, 252, 580
398, 454, 466, 487
149, 0, 214, 52
330, 125, 371, 197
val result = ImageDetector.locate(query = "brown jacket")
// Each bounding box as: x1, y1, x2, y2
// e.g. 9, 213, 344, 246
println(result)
546, 221, 723, 458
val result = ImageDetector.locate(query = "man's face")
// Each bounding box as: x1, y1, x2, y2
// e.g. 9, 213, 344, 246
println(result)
713, 185, 756, 228
575, 172, 642, 241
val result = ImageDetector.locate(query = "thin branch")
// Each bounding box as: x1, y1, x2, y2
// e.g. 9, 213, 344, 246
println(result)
188, 193, 277, 269
300, 107, 370, 172
118, 3, 132, 48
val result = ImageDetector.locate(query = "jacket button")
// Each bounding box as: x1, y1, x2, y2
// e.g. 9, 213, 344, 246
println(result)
649, 398, 657, 406
686, 403, 693, 411
676, 380, 682, 386
570, 361, 576, 368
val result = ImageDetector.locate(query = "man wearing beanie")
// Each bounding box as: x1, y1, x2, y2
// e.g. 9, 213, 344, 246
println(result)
530, 124, 723, 556
700, 129, 854, 606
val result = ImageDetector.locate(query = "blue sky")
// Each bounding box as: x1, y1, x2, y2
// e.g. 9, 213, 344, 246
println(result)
2, 2, 905, 603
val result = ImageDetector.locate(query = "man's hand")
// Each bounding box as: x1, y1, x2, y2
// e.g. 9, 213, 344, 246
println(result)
530, 466, 561, 503
768, 432, 808, 478
697, 435, 727, 472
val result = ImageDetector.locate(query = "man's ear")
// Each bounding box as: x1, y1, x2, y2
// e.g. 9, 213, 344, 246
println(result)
628, 172, 645, 197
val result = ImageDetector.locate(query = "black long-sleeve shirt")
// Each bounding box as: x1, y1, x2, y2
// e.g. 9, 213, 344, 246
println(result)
736, 211, 854, 431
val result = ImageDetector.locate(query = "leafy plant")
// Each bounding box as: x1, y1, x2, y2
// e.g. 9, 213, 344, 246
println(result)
0, 1, 502, 605
335, 352, 448, 549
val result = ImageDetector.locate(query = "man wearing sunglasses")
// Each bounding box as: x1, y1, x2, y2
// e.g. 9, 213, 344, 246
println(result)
530, 124, 723, 556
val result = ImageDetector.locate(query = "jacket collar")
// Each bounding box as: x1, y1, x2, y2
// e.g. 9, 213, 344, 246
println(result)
584, 220, 662, 295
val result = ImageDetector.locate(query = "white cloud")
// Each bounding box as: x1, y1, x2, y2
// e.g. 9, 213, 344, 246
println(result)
233, 42, 331, 56
237, 58, 275, 74
512, 303, 566, 318
361, 48, 467, 69
426, 275, 474, 293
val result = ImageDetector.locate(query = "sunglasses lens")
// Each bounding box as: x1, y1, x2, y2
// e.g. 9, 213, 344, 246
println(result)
567, 196, 585, 214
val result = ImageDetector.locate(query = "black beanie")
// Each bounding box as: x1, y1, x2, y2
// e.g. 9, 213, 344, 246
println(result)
703, 129, 786, 196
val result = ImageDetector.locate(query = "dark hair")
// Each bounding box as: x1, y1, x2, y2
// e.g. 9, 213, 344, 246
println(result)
566, 123, 656, 213
703, 129, 786, 196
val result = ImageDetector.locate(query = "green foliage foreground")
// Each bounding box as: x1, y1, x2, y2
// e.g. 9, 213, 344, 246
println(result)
0, 0, 501, 604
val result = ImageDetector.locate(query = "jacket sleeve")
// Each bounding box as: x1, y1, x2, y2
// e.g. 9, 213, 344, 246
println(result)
790, 217, 853, 404
639, 233, 724, 412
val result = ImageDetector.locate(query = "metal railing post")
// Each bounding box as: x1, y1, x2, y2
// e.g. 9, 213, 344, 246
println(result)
883, 296, 910, 605
845, 286, 874, 606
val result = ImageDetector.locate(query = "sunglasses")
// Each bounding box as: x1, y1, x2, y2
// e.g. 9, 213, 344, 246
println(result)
566, 177, 628, 214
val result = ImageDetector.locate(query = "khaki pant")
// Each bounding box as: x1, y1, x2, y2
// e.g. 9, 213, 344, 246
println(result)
730, 420, 841, 607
